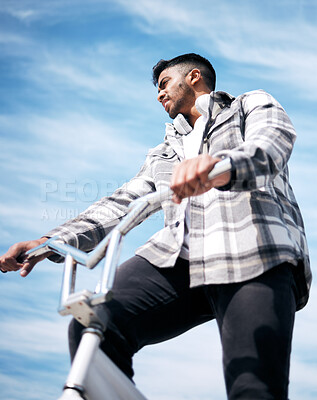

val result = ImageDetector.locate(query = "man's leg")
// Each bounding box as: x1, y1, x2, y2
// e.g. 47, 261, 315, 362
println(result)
207, 263, 297, 400
68, 255, 214, 380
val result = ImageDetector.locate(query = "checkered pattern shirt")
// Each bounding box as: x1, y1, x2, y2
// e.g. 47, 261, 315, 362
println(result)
46, 90, 311, 310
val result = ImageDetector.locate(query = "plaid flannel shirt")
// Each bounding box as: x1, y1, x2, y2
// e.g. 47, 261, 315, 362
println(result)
46, 89, 311, 310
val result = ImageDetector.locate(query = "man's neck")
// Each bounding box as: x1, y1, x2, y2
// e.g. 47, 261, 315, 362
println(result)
187, 91, 211, 127
187, 107, 202, 127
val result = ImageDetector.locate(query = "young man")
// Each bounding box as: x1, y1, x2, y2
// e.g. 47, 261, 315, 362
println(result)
0, 53, 311, 399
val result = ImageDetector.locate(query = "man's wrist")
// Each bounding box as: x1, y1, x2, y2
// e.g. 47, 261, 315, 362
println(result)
215, 158, 236, 191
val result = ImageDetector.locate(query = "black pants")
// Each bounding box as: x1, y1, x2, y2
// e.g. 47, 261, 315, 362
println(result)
69, 256, 297, 399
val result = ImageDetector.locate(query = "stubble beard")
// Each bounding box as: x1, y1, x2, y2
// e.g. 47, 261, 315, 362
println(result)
168, 82, 195, 120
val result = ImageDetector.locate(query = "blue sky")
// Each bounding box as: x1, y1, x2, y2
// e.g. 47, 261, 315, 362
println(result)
1, 0, 317, 399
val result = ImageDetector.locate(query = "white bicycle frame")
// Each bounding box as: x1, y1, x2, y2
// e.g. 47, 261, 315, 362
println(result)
26, 158, 231, 400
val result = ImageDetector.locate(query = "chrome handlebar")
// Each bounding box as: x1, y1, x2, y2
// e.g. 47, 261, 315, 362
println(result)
26, 158, 231, 316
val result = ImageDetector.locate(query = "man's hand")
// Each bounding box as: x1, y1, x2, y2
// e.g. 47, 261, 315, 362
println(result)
170, 154, 231, 204
0, 237, 49, 277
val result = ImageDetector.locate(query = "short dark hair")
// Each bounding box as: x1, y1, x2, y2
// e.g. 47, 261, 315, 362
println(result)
152, 53, 216, 91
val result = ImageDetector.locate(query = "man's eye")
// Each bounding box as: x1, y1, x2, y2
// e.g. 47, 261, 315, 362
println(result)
158, 78, 169, 93
162, 79, 169, 88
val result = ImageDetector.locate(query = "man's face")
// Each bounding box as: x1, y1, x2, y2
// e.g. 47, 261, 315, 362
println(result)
157, 66, 195, 120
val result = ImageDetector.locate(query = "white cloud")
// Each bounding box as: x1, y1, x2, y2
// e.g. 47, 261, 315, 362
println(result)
0, 370, 66, 400
289, 360, 317, 400
2, 37, 157, 109
0, 0, 120, 24
115, 0, 317, 98
0, 31, 30, 44
0, 317, 69, 356
8, 8, 38, 21
0, 112, 148, 180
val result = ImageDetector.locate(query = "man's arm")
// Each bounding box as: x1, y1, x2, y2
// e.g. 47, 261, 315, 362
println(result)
170, 91, 296, 202
1, 151, 157, 275
213, 90, 296, 191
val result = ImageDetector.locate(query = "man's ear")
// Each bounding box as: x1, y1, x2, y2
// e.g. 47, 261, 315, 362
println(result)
187, 68, 202, 86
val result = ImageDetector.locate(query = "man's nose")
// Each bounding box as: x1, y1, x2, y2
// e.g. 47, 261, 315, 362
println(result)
157, 90, 165, 103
